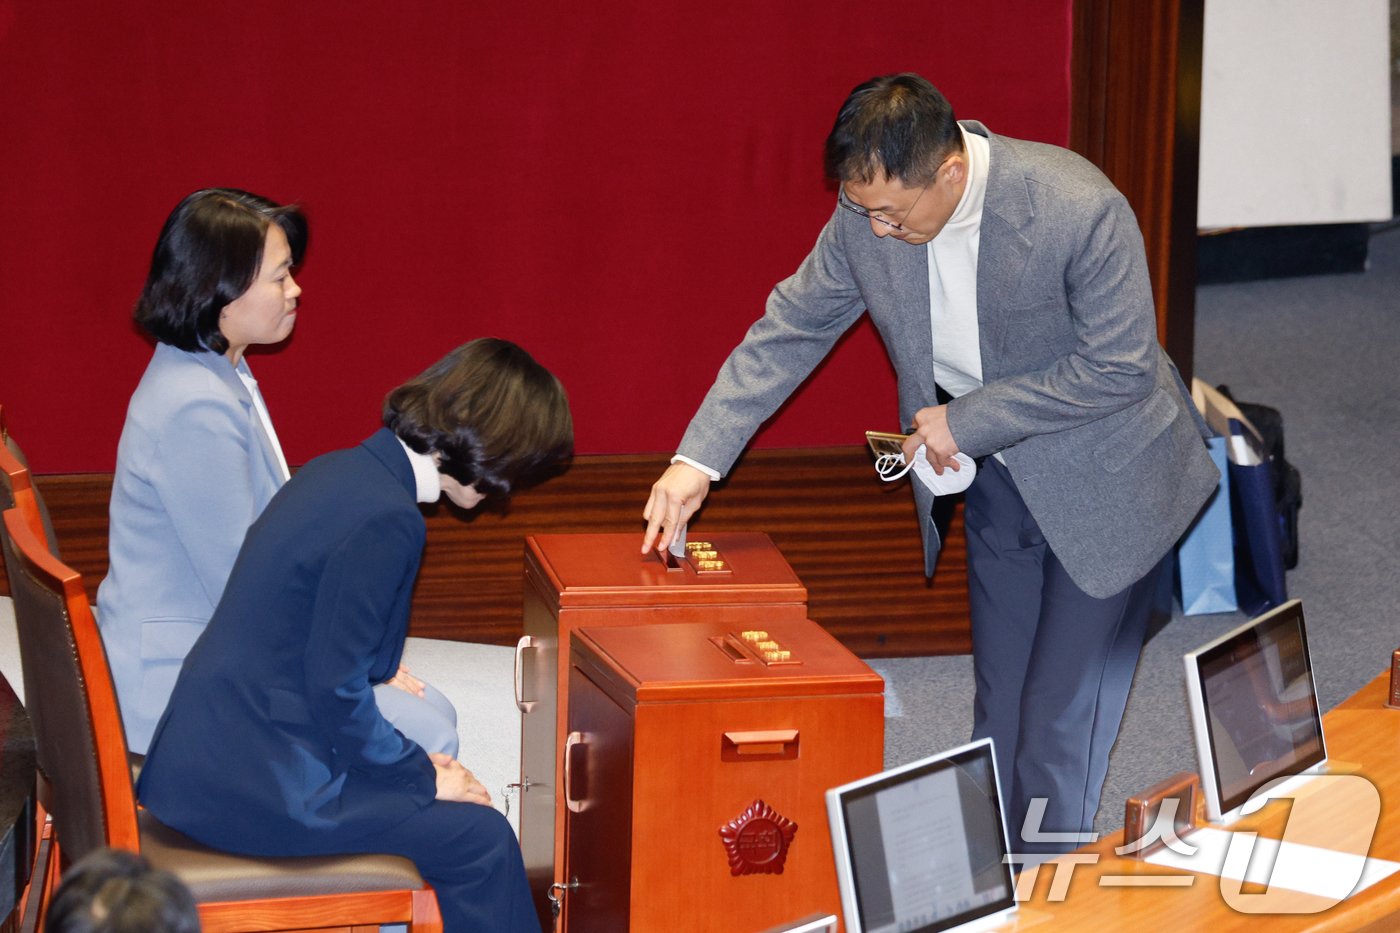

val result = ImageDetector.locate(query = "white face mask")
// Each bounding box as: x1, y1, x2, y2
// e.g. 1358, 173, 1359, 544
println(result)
875, 444, 977, 496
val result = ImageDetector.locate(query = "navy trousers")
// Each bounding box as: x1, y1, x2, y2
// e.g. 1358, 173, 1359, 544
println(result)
343, 800, 538, 933
963, 458, 1166, 856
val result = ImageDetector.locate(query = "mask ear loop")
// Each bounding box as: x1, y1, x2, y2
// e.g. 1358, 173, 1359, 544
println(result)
875, 450, 914, 482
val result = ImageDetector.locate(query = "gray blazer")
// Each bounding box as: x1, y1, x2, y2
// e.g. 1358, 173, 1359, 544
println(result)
97, 342, 285, 752
678, 122, 1218, 599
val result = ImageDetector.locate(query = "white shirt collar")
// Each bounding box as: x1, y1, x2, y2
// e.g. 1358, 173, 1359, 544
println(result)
944, 124, 990, 231
396, 437, 442, 504
234, 363, 291, 482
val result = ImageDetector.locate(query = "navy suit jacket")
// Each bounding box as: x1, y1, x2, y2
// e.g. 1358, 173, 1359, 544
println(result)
137, 428, 437, 855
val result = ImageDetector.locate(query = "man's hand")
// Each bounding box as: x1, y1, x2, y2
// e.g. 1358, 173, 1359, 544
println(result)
431, 753, 492, 805
641, 462, 712, 554
384, 664, 426, 698
905, 405, 962, 474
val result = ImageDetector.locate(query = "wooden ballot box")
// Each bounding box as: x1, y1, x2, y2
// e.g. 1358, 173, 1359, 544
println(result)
516, 533, 810, 926
556, 618, 884, 933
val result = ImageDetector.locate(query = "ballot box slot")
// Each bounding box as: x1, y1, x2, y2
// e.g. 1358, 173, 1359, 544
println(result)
648, 538, 734, 574
710, 634, 754, 664
709, 630, 803, 667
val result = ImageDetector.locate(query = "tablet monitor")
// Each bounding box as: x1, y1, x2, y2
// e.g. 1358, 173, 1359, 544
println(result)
826, 738, 1016, 933
1183, 598, 1327, 823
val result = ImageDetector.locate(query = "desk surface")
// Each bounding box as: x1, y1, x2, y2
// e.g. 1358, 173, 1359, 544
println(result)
1014, 671, 1400, 930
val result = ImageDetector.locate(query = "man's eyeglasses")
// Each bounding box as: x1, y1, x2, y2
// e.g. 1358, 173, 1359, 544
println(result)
837, 181, 931, 233
837, 157, 950, 233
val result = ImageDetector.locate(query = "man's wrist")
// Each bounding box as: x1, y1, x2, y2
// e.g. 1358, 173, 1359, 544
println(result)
671, 454, 721, 481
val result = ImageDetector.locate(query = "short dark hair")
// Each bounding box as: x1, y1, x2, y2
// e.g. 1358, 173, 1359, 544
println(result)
134, 188, 308, 355
384, 338, 574, 500
823, 73, 963, 187
45, 849, 200, 933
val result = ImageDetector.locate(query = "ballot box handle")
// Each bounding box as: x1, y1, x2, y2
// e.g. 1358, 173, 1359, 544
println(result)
721, 729, 800, 761
514, 635, 536, 712
564, 731, 587, 812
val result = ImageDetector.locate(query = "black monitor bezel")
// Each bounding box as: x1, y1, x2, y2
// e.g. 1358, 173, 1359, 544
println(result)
830, 739, 1017, 933
1186, 599, 1327, 820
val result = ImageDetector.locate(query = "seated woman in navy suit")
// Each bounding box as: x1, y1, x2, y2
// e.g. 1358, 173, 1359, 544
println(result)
138, 338, 572, 933
97, 188, 457, 756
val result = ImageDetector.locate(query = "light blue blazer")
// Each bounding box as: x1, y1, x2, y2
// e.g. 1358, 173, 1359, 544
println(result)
99, 344, 460, 756
97, 343, 285, 753
98, 341, 459, 756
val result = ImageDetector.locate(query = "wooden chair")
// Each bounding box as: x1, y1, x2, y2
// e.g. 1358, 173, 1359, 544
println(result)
1, 408, 137, 927
2, 507, 443, 932
2, 406, 142, 794
0, 406, 57, 930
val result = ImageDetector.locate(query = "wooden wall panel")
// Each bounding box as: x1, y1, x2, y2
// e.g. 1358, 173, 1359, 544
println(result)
1072, 0, 1204, 378
2, 448, 969, 658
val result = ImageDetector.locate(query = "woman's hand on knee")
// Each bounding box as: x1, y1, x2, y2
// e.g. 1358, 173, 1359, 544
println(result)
385, 664, 427, 698
430, 752, 492, 806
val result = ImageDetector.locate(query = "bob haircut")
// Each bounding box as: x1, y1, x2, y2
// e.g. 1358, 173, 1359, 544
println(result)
134, 188, 308, 355
384, 338, 574, 500
824, 73, 963, 188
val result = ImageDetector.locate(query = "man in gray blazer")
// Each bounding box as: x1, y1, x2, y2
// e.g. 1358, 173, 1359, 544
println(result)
642, 74, 1218, 855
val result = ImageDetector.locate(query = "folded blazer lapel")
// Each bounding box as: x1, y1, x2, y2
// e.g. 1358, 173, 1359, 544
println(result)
971, 126, 1035, 383
882, 236, 938, 425
194, 350, 286, 484
242, 381, 288, 483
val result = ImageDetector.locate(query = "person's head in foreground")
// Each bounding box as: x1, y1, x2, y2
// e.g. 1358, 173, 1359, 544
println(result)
46, 848, 201, 933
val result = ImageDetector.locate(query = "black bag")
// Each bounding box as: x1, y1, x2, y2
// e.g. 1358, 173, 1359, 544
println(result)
1216, 385, 1302, 570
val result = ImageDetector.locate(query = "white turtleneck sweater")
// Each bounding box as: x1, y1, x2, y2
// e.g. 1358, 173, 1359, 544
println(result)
927, 124, 990, 401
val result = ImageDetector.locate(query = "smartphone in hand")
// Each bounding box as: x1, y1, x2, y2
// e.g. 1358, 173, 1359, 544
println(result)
864, 430, 909, 461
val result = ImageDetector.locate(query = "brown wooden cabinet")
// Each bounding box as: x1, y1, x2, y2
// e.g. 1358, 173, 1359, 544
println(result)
515, 532, 811, 928
557, 619, 884, 932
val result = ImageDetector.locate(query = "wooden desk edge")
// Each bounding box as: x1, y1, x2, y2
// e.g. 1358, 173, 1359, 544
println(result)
1018, 669, 1400, 929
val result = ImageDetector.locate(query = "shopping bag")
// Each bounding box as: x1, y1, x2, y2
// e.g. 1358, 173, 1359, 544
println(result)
1216, 385, 1303, 570
1226, 421, 1288, 614
1176, 434, 1237, 615
1191, 380, 1289, 615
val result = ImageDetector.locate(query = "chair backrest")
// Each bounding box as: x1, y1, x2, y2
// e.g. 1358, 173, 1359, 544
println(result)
0, 464, 48, 560
0, 404, 62, 557
2, 507, 139, 867
3, 486, 57, 749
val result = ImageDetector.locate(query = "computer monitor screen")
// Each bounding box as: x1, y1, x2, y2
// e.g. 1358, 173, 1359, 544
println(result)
1183, 599, 1327, 822
825, 738, 1016, 933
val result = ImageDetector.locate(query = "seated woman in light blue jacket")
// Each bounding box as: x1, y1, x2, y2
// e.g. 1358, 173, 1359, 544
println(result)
97, 188, 458, 756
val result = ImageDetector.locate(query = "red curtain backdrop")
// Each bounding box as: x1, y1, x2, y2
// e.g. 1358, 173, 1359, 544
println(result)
0, 1, 1071, 472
